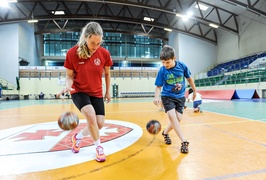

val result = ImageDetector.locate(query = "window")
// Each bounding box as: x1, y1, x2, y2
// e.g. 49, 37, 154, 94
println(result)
43, 32, 162, 67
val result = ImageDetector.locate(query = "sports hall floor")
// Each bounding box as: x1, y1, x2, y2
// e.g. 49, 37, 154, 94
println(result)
0, 97, 265, 180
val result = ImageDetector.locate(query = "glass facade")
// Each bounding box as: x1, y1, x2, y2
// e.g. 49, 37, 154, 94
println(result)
43, 32, 162, 67
44, 32, 79, 57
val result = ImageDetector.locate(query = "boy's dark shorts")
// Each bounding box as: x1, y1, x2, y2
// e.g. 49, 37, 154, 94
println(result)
71, 92, 105, 115
161, 96, 186, 114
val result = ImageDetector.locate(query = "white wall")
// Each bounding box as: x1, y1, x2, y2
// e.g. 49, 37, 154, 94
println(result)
111, 77, 156, 93
216, 30, 239, 63
18, 77, 266, 98
19, 78, 65, 96
0, 22, 39, 85
168, 32, 217, 76
180, 33, 217, 75
239, 20, 266, 55
18, 77, 157, 98
18, 23, 39, 66
168, 32, 179, 59
217, 16, 266, 64
0, 24, 19, 85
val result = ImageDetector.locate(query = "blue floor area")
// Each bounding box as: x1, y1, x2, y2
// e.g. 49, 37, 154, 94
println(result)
0, 99, 72, 110
188, 99, 266, 122
1, 98, 266, 122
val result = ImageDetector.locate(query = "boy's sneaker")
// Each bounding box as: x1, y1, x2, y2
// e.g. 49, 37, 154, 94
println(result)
181, 141, 189, 154
96, 146, 106, 162
162, 130, 172, 145
198, 107, 202, 113
71, 134, 82, 153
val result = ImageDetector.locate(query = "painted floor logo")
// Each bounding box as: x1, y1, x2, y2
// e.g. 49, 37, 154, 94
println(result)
0, 120, 143, 176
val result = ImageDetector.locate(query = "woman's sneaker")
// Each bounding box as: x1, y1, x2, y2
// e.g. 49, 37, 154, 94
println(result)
71, 134, 82, 153
96, 146, 106, 162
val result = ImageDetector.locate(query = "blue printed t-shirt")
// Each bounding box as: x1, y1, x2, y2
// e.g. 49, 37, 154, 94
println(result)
155, 61, 191, 99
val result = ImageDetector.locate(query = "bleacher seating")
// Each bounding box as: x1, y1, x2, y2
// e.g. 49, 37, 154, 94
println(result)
195, 52, 266, 87
207, 52, 266, 77
0, 80, 15, 90
195, 69, 266, 87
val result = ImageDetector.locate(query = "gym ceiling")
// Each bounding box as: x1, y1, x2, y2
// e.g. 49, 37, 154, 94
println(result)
0, 0, 265, 44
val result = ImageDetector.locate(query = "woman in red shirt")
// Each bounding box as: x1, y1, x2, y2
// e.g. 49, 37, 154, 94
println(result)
58, 22, 113, 162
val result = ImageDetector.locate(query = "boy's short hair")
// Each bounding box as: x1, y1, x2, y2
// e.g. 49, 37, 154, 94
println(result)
160, 45, 175, 60
188, 88, 193, 94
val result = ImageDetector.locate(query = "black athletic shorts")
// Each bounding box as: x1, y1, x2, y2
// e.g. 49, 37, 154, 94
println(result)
71, 92, 105, 116
161, 96, 186, 114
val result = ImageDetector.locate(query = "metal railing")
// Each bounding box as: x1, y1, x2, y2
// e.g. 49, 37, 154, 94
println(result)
19, 69, 158, 79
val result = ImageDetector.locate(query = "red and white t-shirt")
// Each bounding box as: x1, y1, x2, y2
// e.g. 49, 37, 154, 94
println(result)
64, 46, 113, 98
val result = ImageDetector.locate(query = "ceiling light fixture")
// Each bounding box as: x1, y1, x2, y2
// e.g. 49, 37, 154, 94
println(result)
0, 1, 8, 7
209, 23, 219, 28
176, 11, 193, 21
0, 0, 17, 7
52, 11, 65, 15
181, 11, 193, 21
143, 17, 154, 22
195, 4, 209, 11
176, 13, 184, 18
28, 19, 38, 23
187, 11, 193, 17
164, 28, 172, 32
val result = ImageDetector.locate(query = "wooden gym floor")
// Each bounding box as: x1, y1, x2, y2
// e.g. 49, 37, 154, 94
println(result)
0, 98, 265, 180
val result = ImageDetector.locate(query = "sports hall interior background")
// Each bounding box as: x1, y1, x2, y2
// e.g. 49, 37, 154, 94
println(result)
0, 0, 266, 99
0, 1, 266, 180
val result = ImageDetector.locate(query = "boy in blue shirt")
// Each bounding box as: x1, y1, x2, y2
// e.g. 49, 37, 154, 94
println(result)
153, 45, 197, 153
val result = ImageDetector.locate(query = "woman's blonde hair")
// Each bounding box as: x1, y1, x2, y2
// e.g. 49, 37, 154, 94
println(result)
77, 22, 103, 59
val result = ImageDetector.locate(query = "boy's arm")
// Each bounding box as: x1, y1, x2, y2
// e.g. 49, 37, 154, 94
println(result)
153, 86, 162, 106
186, 77, 197, 101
